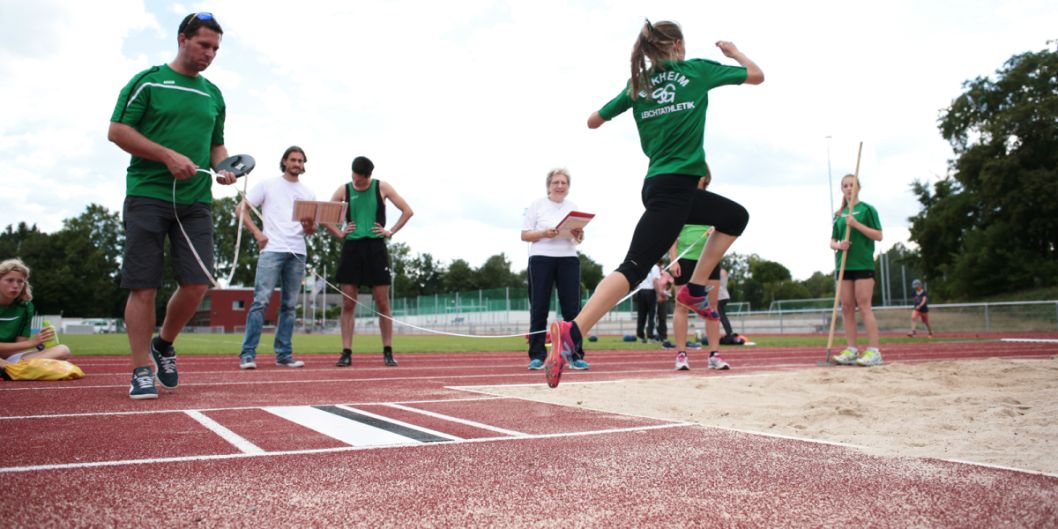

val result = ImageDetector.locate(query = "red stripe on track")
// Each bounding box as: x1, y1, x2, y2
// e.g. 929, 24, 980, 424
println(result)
202, 408, 347, 452
2, 413, 238, 467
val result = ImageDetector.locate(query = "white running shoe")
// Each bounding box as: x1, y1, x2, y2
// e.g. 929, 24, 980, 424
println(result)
832, 348, 859, 365
855, 349, 883, 366
707, 352, 730, 370
675, 351, 690, 371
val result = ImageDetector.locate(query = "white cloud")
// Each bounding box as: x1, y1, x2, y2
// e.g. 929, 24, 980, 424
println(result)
2, 0, 1056, 281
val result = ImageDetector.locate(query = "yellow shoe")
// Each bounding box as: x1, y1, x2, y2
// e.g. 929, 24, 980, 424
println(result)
832, 348, 859, 365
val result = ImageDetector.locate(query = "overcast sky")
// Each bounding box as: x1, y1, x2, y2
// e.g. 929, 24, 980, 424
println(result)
2, 0, 1055, 281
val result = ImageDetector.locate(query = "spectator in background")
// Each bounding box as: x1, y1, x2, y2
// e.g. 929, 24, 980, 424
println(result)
238, 146, 316, 370
908, 278, 933, 338
635, 263, 661, 343
0, 258, 72, 370
653, 260, 674, 344
521, 168, 587, 370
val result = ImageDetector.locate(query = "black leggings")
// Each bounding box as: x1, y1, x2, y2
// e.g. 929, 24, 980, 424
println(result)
615, 174, 749, 287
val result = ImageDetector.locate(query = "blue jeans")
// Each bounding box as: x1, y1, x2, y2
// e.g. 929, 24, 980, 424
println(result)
241, 252, 305, 362
527, 255, 583, 361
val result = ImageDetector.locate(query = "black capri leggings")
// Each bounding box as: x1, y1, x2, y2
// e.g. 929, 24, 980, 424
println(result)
615, 174, 748, 287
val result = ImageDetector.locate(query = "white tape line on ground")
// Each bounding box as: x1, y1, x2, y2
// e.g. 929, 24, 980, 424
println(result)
384, 403, 528, 437
184, 410, 264, 455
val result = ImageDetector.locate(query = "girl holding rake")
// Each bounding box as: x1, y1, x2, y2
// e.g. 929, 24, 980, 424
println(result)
830, 173, 884, 366
545, 19, 763, 387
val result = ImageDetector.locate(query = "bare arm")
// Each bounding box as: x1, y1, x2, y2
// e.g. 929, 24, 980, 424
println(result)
238, 199, 266, 248
587, 112, 606, 129
716, 41, 764, 85
323, 185, 349, 239
210, 144, 237, 185
378, 181, 414, 238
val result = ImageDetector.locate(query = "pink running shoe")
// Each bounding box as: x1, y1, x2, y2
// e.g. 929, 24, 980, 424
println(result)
546, 321, 575, 388
675, 285, 720, 321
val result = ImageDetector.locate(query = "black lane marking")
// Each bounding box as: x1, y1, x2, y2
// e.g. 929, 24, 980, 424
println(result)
314, 406, 452, 443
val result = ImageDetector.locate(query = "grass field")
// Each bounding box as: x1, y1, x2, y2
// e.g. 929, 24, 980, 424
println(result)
59, 332, 959, 356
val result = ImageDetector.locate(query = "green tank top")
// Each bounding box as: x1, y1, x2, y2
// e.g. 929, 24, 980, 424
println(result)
345, 180, 385, 240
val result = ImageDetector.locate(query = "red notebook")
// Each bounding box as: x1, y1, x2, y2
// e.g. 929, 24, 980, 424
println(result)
555, 211, 594, 235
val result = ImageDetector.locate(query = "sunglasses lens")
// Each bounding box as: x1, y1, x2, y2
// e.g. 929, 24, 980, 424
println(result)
196, 12, 214, 21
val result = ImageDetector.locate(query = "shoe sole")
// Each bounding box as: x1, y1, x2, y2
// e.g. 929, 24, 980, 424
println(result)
129, 390, 158, 400
240, 364, 256, 370
276, 363, 305, 368
676, 365, 690, 371
545, 322, 571, 388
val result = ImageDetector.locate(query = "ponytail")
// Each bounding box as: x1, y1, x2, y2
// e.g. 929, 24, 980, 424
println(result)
629, 19, 684, 100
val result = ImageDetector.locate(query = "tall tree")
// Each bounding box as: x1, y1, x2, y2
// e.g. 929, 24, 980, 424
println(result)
577, 252, 604, 293
476, 253, 521, 290
912, 45, 1058, 298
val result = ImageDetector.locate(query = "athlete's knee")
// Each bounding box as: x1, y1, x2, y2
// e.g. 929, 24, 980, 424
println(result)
615, 262, 646, 288
720, 203, 750, 236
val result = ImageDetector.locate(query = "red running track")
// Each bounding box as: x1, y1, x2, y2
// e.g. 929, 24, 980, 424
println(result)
2, 338, 1057, 528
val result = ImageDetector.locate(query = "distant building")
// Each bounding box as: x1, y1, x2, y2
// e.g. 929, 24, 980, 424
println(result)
192, 288, 281, 332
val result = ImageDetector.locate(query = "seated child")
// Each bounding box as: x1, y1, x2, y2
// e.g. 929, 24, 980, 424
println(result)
0, 258, 72, 370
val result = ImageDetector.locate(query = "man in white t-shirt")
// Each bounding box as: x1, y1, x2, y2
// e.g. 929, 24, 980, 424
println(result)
238, 146, 317, 369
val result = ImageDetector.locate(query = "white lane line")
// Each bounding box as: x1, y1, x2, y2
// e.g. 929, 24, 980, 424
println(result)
383, 403, 528, 437
333, 404, 461, 442
264, 405, 419, 446
0, 422, 697, 474
0, 397, 506, 421
1000, 338, 1058, 343
184, 410, 264, 455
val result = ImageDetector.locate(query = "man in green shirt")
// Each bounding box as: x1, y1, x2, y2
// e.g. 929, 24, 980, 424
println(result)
108, 12, 238, 400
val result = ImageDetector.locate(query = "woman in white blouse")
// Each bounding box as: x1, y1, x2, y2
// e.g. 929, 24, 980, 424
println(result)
521, 168, 587, 371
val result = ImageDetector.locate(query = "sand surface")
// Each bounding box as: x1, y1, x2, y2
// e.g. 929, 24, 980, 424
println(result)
486, 356, 1058, 475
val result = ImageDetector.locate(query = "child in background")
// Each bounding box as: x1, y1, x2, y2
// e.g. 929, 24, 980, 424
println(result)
908, 279, 933, 338
0, 258, 72, 370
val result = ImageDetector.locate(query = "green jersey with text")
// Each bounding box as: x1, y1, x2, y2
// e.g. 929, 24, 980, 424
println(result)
111, 64, 226, 204
598, 59, 746, 178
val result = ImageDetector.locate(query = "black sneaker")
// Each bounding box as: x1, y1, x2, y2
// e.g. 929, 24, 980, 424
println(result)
129, 367, 158, 400
150, 337, 178, 388
336, 351, 352, 367
383, 352, 398, 367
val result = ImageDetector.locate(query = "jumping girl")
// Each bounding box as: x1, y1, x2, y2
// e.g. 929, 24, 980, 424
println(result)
546, 20, 763, 387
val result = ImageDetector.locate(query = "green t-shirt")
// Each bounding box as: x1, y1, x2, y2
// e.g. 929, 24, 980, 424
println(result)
111, 64, 226, 205
598, 59, 747, 178
832, 201, 882, 271
676, 224, 711, 262
345, 180, 385, 240
0, 300, 34, 344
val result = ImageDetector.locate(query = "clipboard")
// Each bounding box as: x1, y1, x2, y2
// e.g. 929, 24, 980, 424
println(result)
555, 210, 594, 235
292, 200, 348, 224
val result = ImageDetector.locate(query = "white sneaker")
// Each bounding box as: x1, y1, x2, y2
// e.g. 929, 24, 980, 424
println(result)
832, 348, 859, 365
239, 356, 256, 370
707, 352, 730, 370
275, 359, 305, 368
855, 349, 883, 366
675, 351, 690, 371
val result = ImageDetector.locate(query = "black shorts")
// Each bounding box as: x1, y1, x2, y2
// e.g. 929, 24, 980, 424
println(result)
336, 238, 391, 286
841, 269, 875, 281
673, 258, 720, 286
121, 196, 214, 289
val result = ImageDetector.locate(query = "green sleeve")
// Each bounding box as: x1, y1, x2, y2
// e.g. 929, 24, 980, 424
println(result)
598, 88, 632, 121
19, 301, 35, 338
212, 90, 226, 146
864, 204, 882, 230
110, 68, 155, 126
691, 59, 747, 89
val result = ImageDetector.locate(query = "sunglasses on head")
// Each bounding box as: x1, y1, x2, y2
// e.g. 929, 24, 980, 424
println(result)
179, 12, 216, 33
